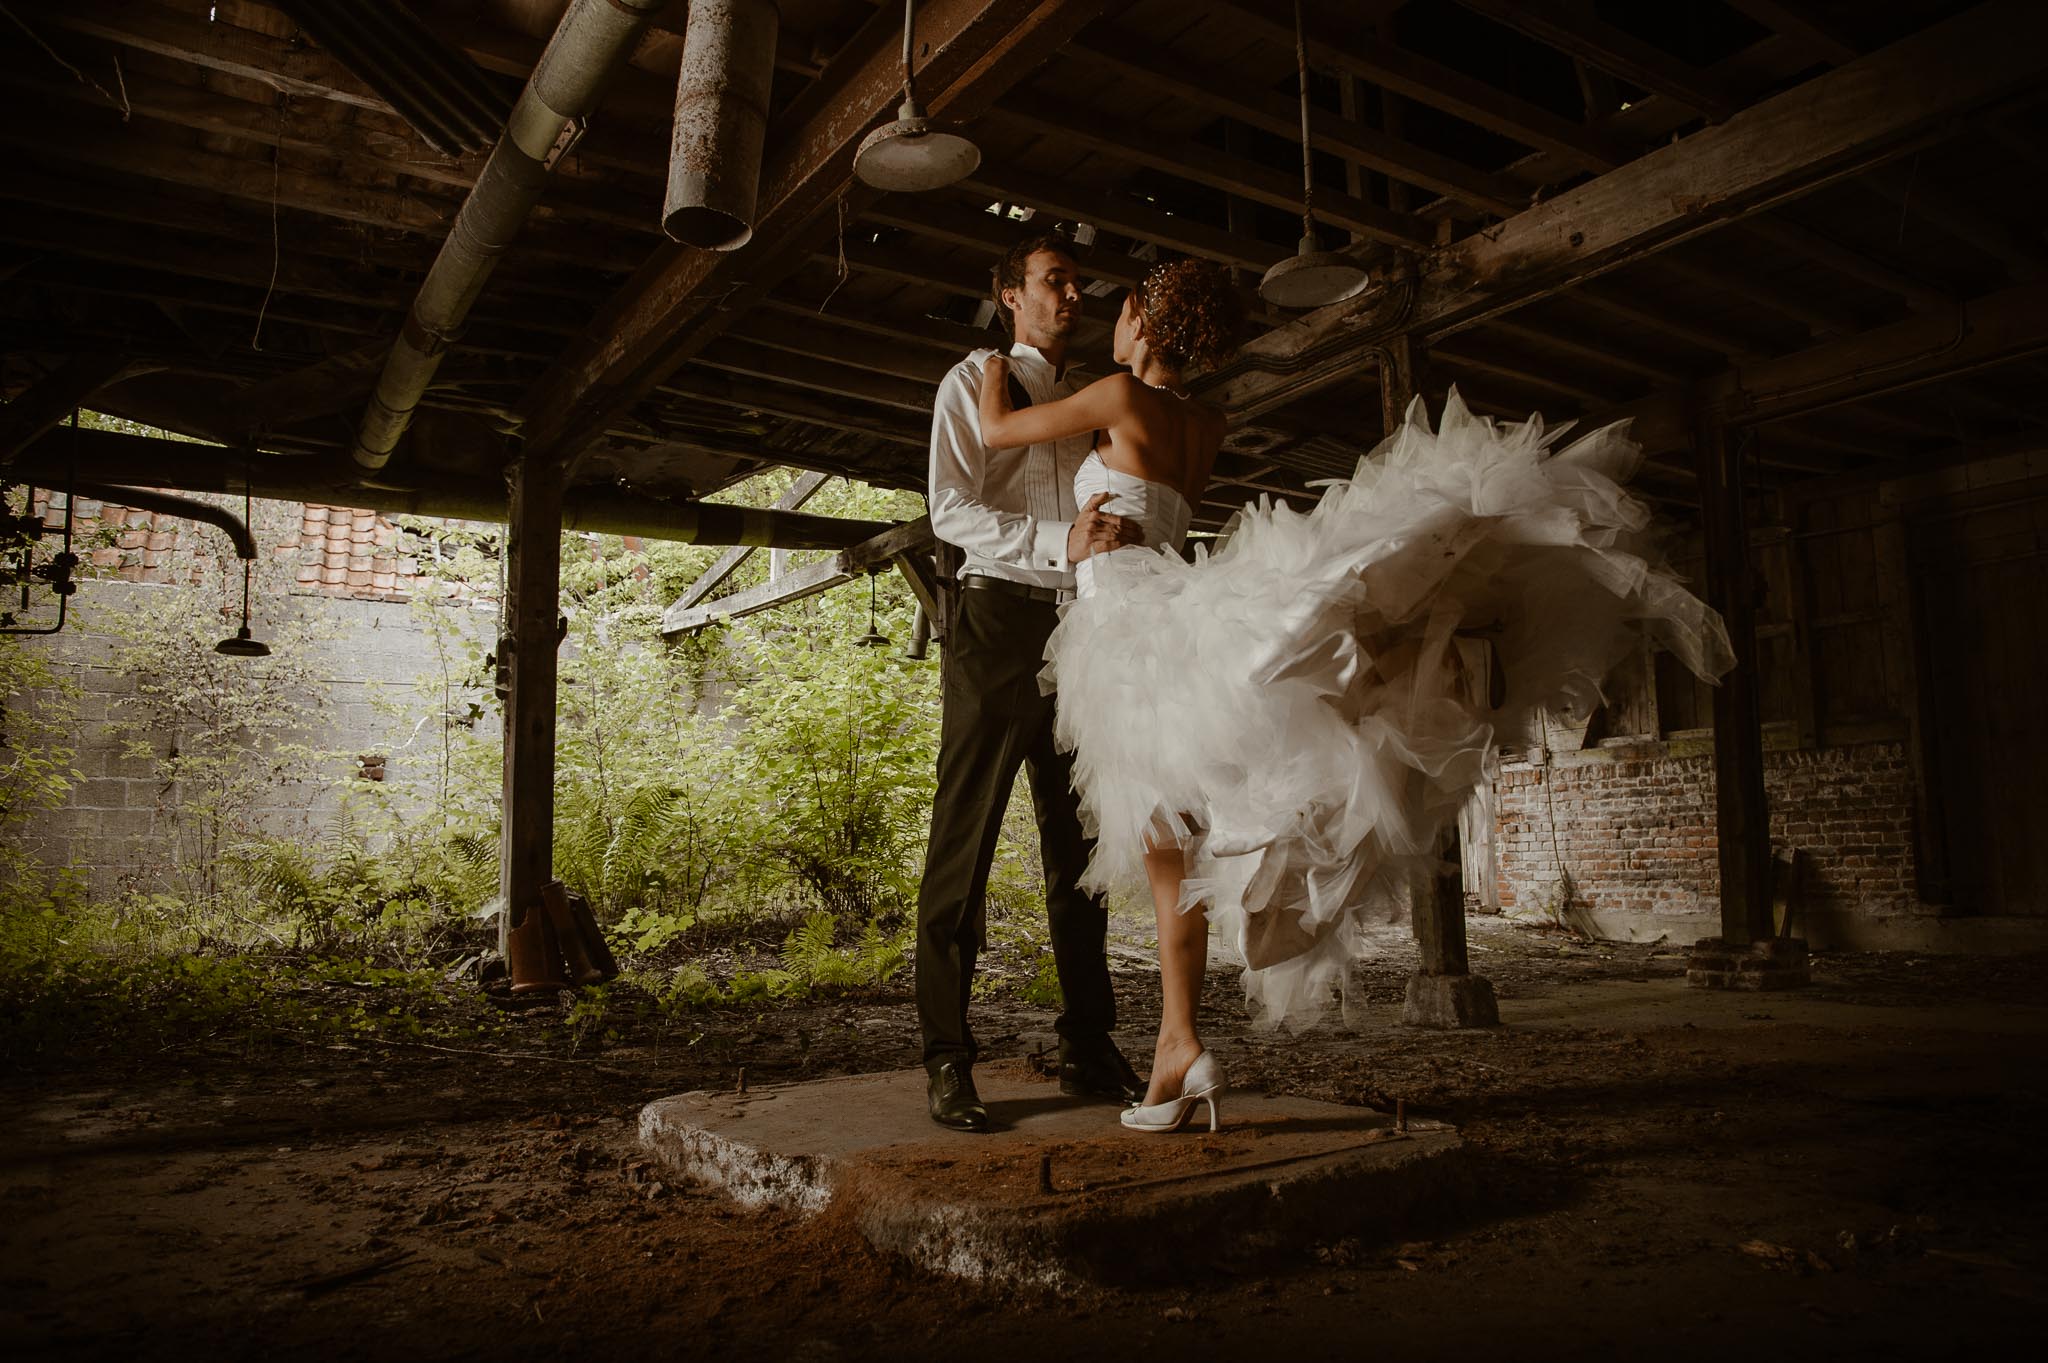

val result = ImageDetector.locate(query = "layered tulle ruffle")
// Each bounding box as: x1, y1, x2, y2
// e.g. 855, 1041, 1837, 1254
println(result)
1041, 389, 1734, 1030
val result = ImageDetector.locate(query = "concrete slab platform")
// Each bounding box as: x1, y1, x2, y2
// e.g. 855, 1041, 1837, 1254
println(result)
639, 1059, 1468, 1288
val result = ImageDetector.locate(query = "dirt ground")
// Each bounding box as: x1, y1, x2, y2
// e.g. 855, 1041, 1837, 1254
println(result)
5, 918, 2046, 1362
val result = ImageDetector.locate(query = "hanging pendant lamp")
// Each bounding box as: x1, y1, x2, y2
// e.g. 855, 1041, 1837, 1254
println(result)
1260, 0, 1372, 310
852, 0, 981, 192
215, 480, 270, 658
854, 573, 891, 647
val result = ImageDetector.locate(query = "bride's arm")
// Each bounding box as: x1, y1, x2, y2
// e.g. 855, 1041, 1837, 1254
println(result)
979, 357, 1132, 449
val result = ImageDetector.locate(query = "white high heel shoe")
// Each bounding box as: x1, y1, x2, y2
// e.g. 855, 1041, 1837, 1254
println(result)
1120, 1050, 1225, 1133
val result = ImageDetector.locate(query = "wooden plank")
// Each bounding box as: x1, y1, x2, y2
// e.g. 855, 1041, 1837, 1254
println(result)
726, 313, 956, 384
1736, 217, 1952, 313
0, 120, 646, 273
656, 372, 930, 448
959, 164, 1290, 273
1720, 0, 1865, 65
1450, 0, 1742, 121
1202, 1, 2048, 420
1200, 0, 1631, 171
662, 554, 849, 635
515, 0, 1110, 466
0, 66, 658, 235
1065, 22, 1528, 217
44, 0, 393, 114
986, 97, 1435, 251
691, 340, 941, 414
757, 294, 995, 357
666, 470, 830, 616
0, 354, 137, 460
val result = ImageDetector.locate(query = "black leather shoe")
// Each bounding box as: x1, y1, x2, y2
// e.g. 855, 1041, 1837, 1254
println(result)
1058, 1037, 1145, 1103
927, 1060, 989, 1132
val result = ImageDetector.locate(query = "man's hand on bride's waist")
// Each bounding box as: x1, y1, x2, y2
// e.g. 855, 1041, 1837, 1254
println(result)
1069, 491, 1145, 562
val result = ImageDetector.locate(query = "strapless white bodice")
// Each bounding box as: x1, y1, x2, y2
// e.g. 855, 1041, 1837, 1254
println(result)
1072, 450, 1193, 598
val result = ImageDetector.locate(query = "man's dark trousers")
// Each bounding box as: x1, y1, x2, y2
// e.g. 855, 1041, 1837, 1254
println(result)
916, 584, 1114, 1069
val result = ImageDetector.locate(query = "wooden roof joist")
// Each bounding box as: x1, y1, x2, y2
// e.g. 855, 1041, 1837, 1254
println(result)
1062, 21, 1527, 218
1205, 0, 2048, 422
515, 0, 1111, 465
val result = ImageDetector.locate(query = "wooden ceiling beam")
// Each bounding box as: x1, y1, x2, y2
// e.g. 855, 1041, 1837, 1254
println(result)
1429, 346, 1613, 410
1734, 217, 1952, 313
1862, 166, 2048, 282
958, 165, 1289, 273
40, 0, 388, 112
1449, 0, 1743, 121
1064, 23, 1527, 217
819, 241, 995, 302
1614, 278, 2048, 456
1478, 316, 1693, 384
0, 65, 660, 236
1204, 1, 2048, 420
986, 96, 1435, 252
516, 0, 1110, 464
656, 373, 929, 449
1199, 0, 1630, 172
1, 354, 140, 461
0, 171, 601, 303
1568, 282, 1769, 362
690, 340, 940, 415
1649, 255, 1861, 339
757, 295, 995, 357
857, 199, 1150, 288
724, 313, 956, 385
0, 121, 645, 273
1719, 0, 1865, 65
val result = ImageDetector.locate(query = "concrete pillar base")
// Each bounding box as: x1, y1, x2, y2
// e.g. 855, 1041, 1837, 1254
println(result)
1402, 972, 1501, 1028
1686, 935, 1811, 990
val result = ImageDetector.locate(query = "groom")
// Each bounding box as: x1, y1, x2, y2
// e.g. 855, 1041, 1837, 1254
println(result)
916, 234, 1146, 1132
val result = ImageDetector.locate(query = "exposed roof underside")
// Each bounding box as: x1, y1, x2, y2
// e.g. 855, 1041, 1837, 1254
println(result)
4, 0, 2047, 533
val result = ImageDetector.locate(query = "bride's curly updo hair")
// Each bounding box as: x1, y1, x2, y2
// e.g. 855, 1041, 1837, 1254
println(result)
1134, 257, 1244, 373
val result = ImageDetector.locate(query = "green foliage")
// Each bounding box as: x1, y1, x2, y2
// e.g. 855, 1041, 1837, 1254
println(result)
2, 465, 1086, 1056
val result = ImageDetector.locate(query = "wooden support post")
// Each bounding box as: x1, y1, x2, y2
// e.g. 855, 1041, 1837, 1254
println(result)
1394, 339, 1500, 1028
1377, 333, 1422, 444
1696, 410, 1773, 944
1687, 407, 1809, 988
499, 456, 564, 962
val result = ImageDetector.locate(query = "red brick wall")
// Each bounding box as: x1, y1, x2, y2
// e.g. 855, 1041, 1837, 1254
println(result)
1493, 739, 1920, 929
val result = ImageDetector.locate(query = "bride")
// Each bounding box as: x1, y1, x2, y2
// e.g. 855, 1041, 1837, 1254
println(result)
978, 257, 1732, 1136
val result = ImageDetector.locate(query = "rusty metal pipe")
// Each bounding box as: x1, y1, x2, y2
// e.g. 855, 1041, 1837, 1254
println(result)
351, 0, 664, 471
70, 482, 257, 560
663, 0, 780, 250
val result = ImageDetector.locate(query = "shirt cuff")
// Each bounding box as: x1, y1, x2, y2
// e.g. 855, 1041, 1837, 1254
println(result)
1033, 520, 1071, 574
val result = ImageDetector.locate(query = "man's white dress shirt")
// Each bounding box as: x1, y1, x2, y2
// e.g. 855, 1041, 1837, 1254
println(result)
927, 341, 1091, 594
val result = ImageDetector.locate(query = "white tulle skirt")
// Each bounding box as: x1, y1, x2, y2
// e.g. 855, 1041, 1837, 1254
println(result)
1040, 389, 1734, 1031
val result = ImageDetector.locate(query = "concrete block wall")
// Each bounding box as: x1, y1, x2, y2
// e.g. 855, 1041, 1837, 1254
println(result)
1492, 738, 1919, 945
17, 577, 496, 899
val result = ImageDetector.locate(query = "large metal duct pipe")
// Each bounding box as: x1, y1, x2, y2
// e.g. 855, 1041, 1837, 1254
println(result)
663, 0, 780, 250
351, 0, 664, 471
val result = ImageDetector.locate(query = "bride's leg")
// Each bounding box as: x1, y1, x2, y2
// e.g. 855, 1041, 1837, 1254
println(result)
1142, 842, 1206, 1105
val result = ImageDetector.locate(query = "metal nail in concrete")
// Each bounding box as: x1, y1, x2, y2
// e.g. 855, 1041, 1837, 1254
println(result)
639, 1058, 1468, 1289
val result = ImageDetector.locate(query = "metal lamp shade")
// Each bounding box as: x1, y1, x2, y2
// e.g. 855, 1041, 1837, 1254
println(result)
1259, 235, 1373, 310
215, 624, 271, 657
853, 97, 981, 193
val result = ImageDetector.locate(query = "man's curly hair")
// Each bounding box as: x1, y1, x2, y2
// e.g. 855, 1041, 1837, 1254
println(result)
1134, 257, 1244, 372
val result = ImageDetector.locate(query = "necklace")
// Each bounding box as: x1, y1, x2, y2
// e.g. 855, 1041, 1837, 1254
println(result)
1139, 375, 1190, 399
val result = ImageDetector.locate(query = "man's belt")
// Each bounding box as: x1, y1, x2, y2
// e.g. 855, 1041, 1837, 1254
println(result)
959, 575, 1063, 605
